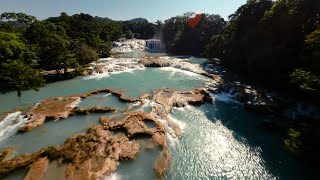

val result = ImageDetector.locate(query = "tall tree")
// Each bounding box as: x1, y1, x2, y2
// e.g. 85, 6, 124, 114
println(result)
0, 31, 44, 96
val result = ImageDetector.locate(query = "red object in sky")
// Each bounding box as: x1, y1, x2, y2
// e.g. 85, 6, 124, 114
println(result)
187, 14, 202, 28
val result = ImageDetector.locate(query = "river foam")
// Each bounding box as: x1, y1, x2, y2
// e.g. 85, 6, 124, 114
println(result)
84, 72, 111, 80
84, 58, 146, 80
158, 67, 208, 82
0, 112, 28, 142
104, 172, 121, 180
210, 92, 241, 104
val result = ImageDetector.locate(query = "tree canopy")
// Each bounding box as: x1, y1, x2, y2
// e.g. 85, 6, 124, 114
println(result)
205, 0, 320, 93
162, 13, 226, 56
0, 12, 123, 96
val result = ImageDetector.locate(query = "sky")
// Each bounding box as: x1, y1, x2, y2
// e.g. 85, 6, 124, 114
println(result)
0, 0, 246, 22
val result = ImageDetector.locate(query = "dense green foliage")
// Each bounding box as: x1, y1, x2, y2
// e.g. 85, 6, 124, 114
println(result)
122, 20, 156, 39
0, 12, 161, 96
0, 12, 123, 96
284, 122, 320, 164
0, 12, 160, 96
0, 31, 44, 96
205, 0, 320, 93
162, 13, 226, 55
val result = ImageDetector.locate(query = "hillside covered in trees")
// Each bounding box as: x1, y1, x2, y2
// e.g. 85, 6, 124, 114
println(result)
0, 12, 157, 96
161, 0, 320, 100
206, 0, 320, 96
162, 13, 226, 56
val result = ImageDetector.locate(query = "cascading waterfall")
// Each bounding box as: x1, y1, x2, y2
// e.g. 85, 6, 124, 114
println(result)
0, 112, 29, 142
146, 39, 165, 52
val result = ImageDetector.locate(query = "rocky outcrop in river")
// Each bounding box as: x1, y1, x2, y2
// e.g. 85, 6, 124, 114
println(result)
19, 96, 81, 132
19, 97, 117, 132
138, 57, 172, 67
18, 88, 150, 132
100, 111, 170, 176
0, 125, 140, 179
206, 81, 289, 115
153, 88, 212, 114
0, 87, 212, 179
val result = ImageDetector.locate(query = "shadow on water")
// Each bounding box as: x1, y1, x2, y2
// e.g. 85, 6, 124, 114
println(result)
201, 102, 314, 179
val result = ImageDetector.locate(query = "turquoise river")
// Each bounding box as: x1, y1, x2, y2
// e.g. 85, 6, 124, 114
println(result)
0, 51, 315, 180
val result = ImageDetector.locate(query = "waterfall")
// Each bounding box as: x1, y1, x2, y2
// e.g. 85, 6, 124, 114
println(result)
146, 39, 165, 52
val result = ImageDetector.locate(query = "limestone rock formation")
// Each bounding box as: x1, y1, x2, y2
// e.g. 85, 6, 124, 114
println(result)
100, 111, 172, 176
0, 147, 13, 162
80, 88, 141, 103
207, 81, 287, 115
0, 88, 213, 179
20, 97, 81, 132
19, 88, 144, 132
24, 157, 49, 180
69, 106, 117, 116
138, 57, 172, 67
153, 88, 212, 114
0, 111, 169, 179
100, 111, 166, 147
0, 125, 141, 179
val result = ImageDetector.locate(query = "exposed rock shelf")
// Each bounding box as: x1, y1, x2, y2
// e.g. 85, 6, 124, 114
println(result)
19, 97, 81, 132
206, 81, 288, 115
153, 88, 212, 114
18, 88, 150, 132
19, 96, 117, 132
0, 88, 212, 179
0, 125, 140, 179
100, 111, 170, 176
138, 57, 172, 67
